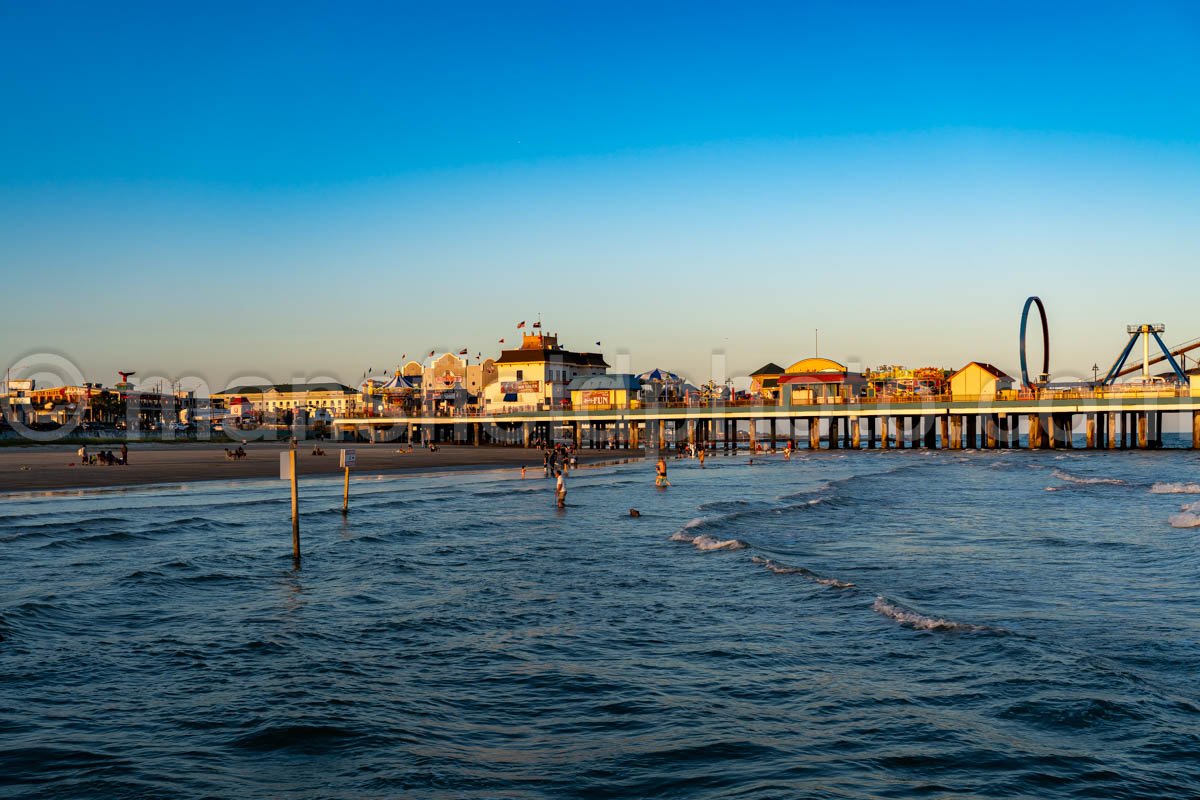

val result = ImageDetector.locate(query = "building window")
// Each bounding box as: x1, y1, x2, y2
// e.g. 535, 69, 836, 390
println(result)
516, 370, 523, 380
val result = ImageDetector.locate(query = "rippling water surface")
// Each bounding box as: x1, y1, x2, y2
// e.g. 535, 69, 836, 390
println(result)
3, 446, 1200, 798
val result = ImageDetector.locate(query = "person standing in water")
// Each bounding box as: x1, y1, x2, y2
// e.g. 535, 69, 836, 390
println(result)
698, 447, 706, 468
655, 456, 670, 487
555, 469, 567, 507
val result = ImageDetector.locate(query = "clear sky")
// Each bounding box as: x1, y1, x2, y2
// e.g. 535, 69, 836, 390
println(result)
3, 1, 1199, 392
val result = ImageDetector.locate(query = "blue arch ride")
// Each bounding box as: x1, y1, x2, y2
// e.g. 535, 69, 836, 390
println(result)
1019, 296, 1049, 389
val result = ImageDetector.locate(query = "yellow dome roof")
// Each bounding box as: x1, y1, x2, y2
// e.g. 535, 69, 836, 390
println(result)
785, 357, 846, 374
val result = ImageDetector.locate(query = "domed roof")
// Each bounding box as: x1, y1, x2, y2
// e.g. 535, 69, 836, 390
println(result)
784, 357, 846, 374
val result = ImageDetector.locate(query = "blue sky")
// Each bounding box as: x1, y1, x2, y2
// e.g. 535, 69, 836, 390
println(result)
2, 1, 1199, 390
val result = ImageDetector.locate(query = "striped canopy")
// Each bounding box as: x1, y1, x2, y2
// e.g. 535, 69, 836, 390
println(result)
637, 368, 682, 383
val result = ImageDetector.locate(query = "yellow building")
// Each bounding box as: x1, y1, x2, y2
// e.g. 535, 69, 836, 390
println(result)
778, 357, 865, 404
749, 362, 785, 401
568, 375, 641, 410
948, 362, 1013, 400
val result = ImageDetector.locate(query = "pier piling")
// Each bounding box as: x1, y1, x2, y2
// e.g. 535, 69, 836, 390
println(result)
290, 443, 300, 563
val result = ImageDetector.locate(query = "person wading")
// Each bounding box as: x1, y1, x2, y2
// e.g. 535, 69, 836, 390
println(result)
655, 456, 670, 487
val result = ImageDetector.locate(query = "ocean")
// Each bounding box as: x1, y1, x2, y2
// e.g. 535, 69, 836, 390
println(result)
2, 445, 1199, 798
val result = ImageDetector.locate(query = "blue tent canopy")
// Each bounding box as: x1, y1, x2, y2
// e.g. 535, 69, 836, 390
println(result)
637, 368, 682, 383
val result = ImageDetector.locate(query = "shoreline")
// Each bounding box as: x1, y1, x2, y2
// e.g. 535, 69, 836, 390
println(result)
0, 442, 646, 495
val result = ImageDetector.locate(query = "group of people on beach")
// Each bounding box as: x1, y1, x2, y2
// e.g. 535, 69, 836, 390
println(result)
224, 446, 248, 460
77, 444, 128, 466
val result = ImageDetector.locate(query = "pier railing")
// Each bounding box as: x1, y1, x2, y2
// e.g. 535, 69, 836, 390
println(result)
329, 385, 1193, 420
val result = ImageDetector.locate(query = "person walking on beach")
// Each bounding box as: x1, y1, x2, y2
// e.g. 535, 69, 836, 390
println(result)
555, 470, 567, 507
655, 456, 670, 487
120, 443, 128, 465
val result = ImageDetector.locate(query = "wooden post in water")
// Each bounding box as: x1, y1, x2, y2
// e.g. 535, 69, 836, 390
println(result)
1085, 415, 1096, 449
850, 417, 861, 449
1137, 413, 1149, 449
939, 415, 949, 449
880, 416, 890, 449
809, 417, 820, 449
1193, 411, 1200, 450
828, 416, 840, 449
290, 444, 300, 562
1027, 414, 1040, 449
339, 448, 356, 515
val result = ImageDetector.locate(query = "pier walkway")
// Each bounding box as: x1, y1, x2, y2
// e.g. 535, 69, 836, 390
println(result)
333, 394, 1200, 450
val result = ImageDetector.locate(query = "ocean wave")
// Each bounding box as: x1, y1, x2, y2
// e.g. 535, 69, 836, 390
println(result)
669, 530, 746, 551
872, 596, 998, 633
1051, 470, 1125, 486
1168, 513, 1200, 529
1151, 482, 1200, 494
750, 556, 855, 588
230, 724, 375, 754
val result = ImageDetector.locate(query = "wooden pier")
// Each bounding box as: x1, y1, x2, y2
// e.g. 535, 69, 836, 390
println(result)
333, 396, 1200, 451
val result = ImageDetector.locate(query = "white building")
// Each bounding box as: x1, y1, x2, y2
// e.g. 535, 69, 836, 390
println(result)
483, 333, 608, 410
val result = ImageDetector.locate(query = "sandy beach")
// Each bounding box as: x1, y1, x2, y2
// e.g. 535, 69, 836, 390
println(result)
0, 443, 644, 493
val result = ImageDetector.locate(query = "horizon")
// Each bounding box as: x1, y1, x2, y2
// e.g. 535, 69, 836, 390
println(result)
3, 2, 1199, 389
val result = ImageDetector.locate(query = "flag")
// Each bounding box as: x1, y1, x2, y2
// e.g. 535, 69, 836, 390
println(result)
517, 321, 525, 329
459, 348, 468, 355
532, 321, 541, 328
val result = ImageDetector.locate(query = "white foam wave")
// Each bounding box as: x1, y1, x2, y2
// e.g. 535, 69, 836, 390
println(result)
692, 535, 746, 551
671, 530, 745, 551
1183, 501, 1200, 513
1151, 482, 1200, 495
751, 556, 854, 588
1168, 513, 1200, 529
1051, 469, 1125, 486
872, 596, 993, 633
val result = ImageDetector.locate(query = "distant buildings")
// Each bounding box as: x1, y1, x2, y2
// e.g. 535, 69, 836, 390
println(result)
211, 382, 358, 425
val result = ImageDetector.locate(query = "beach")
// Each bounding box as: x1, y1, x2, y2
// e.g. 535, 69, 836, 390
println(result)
0, 442, 643, 493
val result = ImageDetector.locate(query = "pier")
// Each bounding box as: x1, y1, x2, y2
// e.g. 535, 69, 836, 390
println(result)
333, 394, 1200, 451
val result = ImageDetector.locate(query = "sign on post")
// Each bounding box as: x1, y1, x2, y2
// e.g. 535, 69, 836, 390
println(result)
340, 449, 357, 468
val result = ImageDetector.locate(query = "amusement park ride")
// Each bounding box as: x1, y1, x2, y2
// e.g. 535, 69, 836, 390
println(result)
1101, 325, 1187, 385
115, 371, 136, 391
1021, 296, 1196, 390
